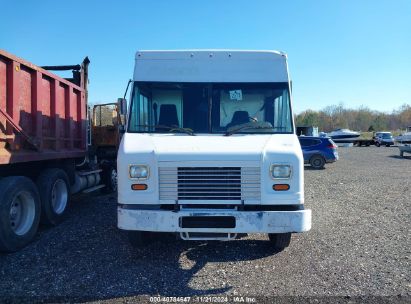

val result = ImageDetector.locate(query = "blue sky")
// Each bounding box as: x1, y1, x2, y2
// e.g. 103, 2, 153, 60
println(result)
1, 0, 410, 113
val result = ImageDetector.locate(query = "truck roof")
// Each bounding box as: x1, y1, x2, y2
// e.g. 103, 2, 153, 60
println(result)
133, 49, 289, 83
135, 49, 287, 57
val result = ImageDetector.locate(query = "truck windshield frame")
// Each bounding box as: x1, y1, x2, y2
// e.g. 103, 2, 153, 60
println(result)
128, 82, 294, 134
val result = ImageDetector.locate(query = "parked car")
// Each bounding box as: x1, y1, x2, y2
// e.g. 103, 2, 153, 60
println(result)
374, 132, 394, 147
298, 136, 338, 169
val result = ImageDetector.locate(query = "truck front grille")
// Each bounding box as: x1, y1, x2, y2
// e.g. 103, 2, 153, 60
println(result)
159, 167, 260, 201
178, 167, 241, 200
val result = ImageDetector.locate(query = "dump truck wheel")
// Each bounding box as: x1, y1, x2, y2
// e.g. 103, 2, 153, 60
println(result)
0, 176, 41, 252
101, 163, 118, 193
128, 231, 151, 248
268, 233, 291, 250
36, 169, 70, 226
310, 155, 325, 169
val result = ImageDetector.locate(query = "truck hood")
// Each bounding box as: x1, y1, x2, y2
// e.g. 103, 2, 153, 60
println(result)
117, 133, 304, 206
121, 133, 298, 161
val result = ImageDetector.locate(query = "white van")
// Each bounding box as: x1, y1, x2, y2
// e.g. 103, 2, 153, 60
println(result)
117, 50, 311, 250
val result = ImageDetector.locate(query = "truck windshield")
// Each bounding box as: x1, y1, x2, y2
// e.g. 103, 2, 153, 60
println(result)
128, 82, 293, 134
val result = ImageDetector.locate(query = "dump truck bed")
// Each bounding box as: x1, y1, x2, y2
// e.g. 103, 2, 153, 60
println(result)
0, 50, 87, 165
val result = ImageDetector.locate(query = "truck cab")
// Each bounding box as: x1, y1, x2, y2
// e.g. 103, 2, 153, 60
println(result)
117, 50, 311, 250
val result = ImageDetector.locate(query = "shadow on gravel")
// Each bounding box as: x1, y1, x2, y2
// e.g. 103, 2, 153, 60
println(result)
303, 166, 325, 171
0, 193, 282, 302
117, 235, 282, 298
387, 154, 411, 160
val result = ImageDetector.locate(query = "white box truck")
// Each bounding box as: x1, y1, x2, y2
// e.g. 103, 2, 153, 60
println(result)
117, 50, 311, 250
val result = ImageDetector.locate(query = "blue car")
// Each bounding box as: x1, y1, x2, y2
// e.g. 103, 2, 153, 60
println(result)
298, 136, 338, 169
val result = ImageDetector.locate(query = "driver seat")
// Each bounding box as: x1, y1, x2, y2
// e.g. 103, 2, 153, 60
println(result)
226, 111, 250, 129
158, 104, 179, 126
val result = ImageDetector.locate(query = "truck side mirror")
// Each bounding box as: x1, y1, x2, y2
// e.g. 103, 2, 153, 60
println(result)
117, 98, 127, 116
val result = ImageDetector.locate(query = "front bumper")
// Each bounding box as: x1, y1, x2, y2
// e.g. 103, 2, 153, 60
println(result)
117, 207, 311, 233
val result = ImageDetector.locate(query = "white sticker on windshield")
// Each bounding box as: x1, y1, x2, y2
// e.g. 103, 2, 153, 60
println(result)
229, 90, 243, 101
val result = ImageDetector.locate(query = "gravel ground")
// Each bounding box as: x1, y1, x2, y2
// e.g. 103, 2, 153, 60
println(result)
0, 147, 410, 303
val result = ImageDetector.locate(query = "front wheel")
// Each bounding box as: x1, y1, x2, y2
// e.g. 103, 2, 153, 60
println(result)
310, 155, 325, 169
0, 176, 41, 252
36, 168, 70, 226
268, 233, 291, 250
376, 142, 381, 147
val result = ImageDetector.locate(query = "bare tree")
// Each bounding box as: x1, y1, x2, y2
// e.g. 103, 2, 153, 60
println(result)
295, 103, 411, 132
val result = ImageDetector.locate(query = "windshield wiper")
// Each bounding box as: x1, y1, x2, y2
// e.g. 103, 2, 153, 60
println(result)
135, 125, 195, 136
225, 122, 274, 136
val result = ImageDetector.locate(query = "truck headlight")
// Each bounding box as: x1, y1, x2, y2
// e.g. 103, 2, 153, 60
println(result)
270, 165, 292, 179
129, 165, 149, 179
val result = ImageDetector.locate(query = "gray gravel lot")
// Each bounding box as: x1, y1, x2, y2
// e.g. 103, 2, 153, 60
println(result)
0, 147, 410, 302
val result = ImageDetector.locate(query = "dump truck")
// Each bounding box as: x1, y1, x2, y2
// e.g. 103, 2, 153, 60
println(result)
117, 50, 311, 250
0, 50, 124, 252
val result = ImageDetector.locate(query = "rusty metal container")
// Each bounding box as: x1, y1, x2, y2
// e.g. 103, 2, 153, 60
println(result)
0, 50, 88, 165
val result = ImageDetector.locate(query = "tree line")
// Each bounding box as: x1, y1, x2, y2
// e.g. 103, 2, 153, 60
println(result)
295, 103, 411, 132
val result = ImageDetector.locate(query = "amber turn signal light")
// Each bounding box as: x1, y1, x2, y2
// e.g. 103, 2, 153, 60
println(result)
273, 184, 290, 191
131, 184, 148, 190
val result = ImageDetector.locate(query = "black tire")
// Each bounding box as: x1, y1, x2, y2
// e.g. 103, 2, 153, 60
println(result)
0, 176, 41, 252
36, 168, 70, 226
128, 231, 151, 248
376, 142, 380, 147
268, 233, 292, 250
101, 163, 117, 193
386, 144, 390, 147
400, 151, 404, 157
309, 155, 325, 169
